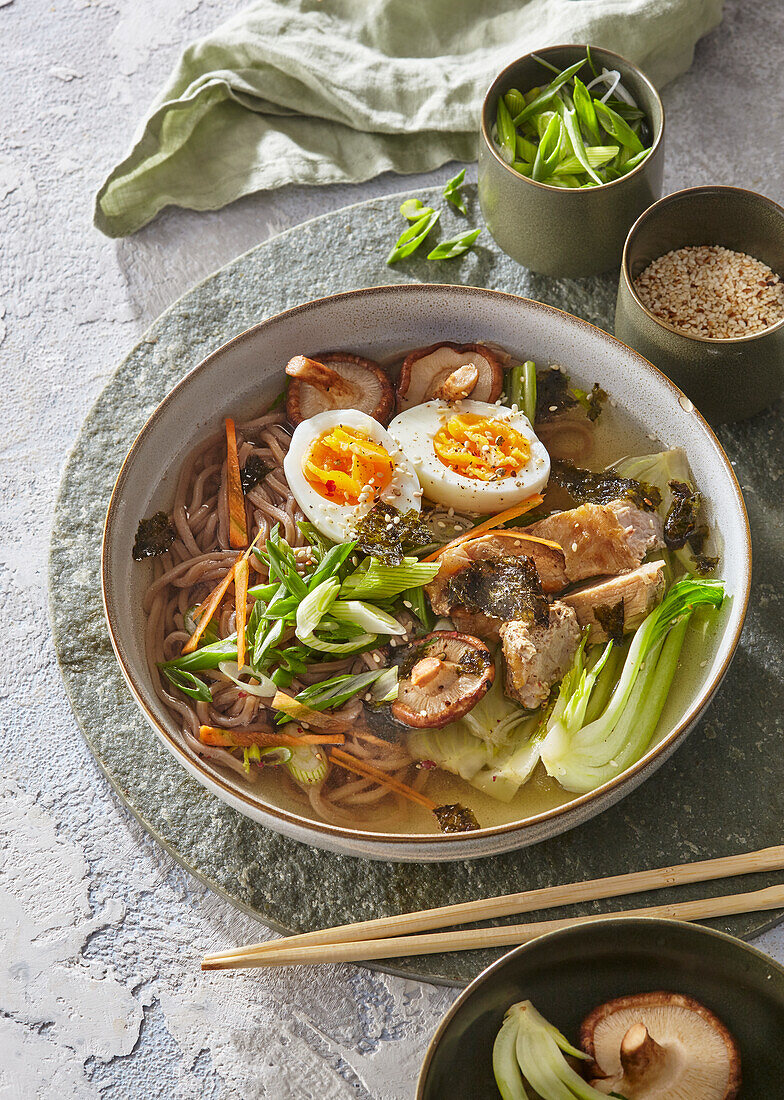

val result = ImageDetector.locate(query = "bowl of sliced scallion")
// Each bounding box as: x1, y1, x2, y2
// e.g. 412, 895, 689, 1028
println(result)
478, 44, 664, 277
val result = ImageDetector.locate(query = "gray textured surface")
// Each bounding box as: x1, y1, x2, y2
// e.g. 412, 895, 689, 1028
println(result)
2, 0, 784, 1095
50, 182, 784, 988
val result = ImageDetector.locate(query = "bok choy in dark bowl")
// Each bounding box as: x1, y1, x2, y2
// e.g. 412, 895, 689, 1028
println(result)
478, 45, 664, 277
102, 284, 749, 862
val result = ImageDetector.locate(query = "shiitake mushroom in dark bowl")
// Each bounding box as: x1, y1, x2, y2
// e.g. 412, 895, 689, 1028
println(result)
418, 918, 784, 1098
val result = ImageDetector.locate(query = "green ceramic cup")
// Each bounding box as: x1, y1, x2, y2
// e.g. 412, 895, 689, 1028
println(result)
478, 45, 664, 277
615, 185, 784, 424
418, 918, 784, 1098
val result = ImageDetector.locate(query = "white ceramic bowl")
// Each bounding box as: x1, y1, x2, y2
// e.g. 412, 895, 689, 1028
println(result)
102, 285, 750, 862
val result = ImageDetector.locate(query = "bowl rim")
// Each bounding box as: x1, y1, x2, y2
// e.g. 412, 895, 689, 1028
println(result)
620, 184, 784, 344
480, 43, 665, 196
416, 915, 784, 1096
102, 282, 751, 849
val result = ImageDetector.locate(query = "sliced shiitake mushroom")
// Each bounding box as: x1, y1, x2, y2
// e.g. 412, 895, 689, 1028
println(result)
396, 342, 504, 410
391, 631, 494, 728
580, 991, 741, 1099
285, 352, 395, 426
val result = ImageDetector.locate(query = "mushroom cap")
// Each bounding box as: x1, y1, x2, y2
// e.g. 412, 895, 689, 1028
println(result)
396, 342, 504, 410
286, 352, 395, 426
391, 631, 494, 728
580, 991, 741, 1100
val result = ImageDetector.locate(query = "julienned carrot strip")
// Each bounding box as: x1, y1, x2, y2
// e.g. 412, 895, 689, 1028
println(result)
422, 495, 550, 562
199, 725, 345, 749
225, 417, 248, 549
181, 553, 243, 654
234, 557, 249, 671
329, 748, 436, 810
182, 530, 265, 656
272, 692, 353, 733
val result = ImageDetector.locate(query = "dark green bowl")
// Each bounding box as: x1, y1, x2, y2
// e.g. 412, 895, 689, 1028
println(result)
615, 185, 784, 423
418, 918, 784, 1098
478, 45, 664, 277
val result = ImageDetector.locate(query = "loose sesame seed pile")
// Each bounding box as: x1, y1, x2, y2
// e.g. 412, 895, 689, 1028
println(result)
634, 245, 784, 339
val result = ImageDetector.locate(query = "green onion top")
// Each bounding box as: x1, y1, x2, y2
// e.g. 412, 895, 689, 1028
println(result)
492, 49, 653, 189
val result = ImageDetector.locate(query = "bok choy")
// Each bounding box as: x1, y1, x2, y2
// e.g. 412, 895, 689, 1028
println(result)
540, 577, 724, 793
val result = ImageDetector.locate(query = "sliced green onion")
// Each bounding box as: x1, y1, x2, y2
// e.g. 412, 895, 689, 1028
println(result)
285, 745, 329, 786
442, 168, 468, 215
495, 96, 517, 164
521, 361, 536, 424
551, 145, 618, 174
386, 209, 440, 264
295, 577, 340, 639
400, 197, 434, 221
330, 599, 405, 636
531, 114, 562, 181
161, 636, 237, 672
297, 520, 334, 562
572, 76, 601, 144
560, 105, 602, 185
371, 665, 399, 703
253, 616, 285, 668
161, 666, 212, 703
594, 99, 644, 153
243, 743, 292, 773
503, 89, 526, 118
403, 584, 433, 630
247, 581, 279, 601
426, 228, 481, 261
512, 58, 587, 125
183, 606, 219, 646
217, 661, 276, 698
340, 556, 440, 600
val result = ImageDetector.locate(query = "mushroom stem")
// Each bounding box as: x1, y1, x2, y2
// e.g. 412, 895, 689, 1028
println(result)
286, 355, 355, 401
434, 362, 479, 401
620, 1023, 668, 1085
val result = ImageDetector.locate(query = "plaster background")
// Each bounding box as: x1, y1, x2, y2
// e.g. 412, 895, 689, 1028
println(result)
1, 1, 782, 1096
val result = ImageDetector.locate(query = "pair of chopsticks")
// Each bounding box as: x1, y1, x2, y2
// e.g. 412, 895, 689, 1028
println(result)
201, 845, 784, 971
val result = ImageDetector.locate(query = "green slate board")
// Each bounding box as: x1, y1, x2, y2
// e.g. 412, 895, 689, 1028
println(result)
49, 185, 784, 986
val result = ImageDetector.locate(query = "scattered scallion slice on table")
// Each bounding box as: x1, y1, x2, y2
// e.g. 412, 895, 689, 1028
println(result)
442, 168, 468, 214
386, 208, 440, 263
427, 227, 481, 260
494, 49, 653, 188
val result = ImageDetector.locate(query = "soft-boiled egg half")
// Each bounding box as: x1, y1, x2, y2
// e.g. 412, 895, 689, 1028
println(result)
284, 408, 423, 542
387, 399, 550, 513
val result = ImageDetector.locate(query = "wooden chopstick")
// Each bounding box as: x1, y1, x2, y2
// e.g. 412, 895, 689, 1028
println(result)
201, 884, 784, 970
202, 844, 784, 965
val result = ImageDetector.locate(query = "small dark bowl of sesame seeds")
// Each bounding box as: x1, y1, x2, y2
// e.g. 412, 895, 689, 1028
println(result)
615, 185, 784, 422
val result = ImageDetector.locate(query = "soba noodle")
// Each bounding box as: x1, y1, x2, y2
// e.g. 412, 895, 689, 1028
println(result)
144, 408, 422, 825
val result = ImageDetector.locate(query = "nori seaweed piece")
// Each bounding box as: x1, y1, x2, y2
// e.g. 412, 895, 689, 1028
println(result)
240, 454, 270, 493
433, 803, 480, 833
550, 459, 662, 511
459, 647, 493, 676
534, 369, 607, 423
594, 600, 625, 643
132, 512, 176, 560
353, 502, 431, 566
664, 479, 702, 549
535, 369, 577, 422
446, 556, 549, 626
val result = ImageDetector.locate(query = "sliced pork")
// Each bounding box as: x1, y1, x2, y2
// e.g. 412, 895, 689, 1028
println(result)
526, 500, 664, 583
560, 560, 667, 643
425, 532, 566, 642
499, 602, 581, 710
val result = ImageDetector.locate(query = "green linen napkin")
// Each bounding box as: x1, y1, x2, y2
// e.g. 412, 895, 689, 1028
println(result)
94, 0, 723, 238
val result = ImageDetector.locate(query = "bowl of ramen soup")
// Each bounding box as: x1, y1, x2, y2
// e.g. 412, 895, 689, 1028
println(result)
102, 284, 750, 861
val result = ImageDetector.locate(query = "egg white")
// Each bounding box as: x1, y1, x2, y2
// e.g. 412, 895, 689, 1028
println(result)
284, 408, 423, 543
387, 399, 550, 514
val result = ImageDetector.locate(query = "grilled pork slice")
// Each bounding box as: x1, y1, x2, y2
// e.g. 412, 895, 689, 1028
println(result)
500, 602, 581, 710
526, 500, 664, 583
560, 560, 667, 643
425, 532, 568, 641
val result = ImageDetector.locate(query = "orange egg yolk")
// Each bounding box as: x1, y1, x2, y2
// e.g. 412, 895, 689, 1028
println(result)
433, 413, 531, 481
303, 426, 394, 504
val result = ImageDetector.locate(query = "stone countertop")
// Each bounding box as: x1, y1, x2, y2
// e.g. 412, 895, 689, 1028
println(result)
1, 2, 782, 1096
